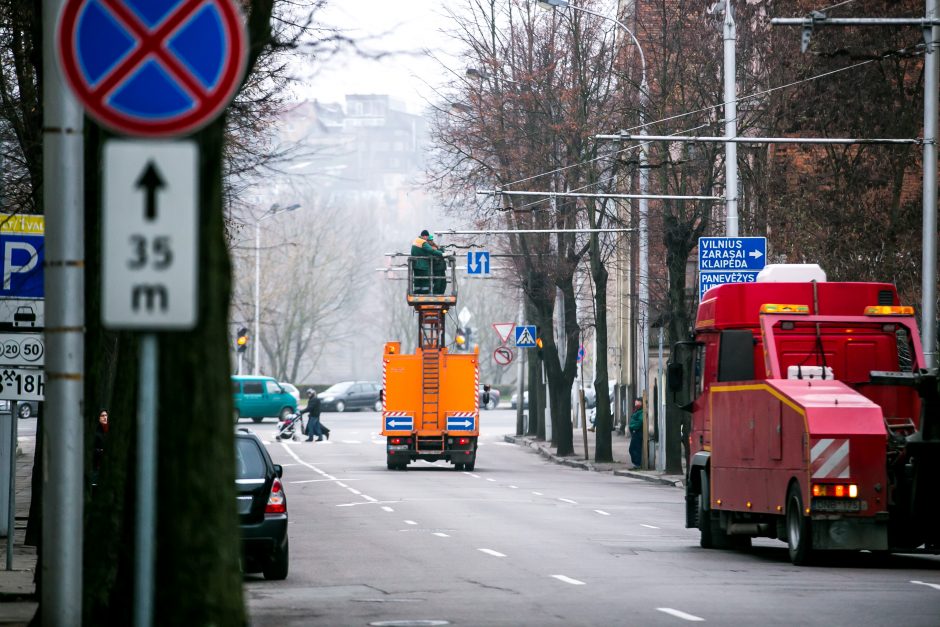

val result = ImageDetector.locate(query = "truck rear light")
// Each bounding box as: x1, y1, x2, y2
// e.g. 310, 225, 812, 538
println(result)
812, 483, 858, 498
265, 478, 286, 514
391, 438, 402, 445
864, 305, 914, 316
457, 437, 470, 445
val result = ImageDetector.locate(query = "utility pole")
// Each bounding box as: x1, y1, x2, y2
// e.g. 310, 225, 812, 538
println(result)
723, 0, 738, 237
43, 0, 85, 621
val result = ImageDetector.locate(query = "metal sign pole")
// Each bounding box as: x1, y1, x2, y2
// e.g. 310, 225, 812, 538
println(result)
5, 402, 16, 571
135, 335, 157, 627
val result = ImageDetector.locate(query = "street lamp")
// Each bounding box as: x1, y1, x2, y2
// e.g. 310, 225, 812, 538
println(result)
538, 0, 651, 407
254, 202, 300, 374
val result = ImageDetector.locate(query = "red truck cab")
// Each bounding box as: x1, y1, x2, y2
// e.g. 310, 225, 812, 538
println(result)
669, 265, 940, 564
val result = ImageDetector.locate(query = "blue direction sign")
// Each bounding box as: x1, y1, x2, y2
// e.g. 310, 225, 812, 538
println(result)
698, 237, 766, 300
385, 415, 413, 431
514, 325, 537, 348
447, 415, 475, 431
699, 270, 759, 300
698, 237, 766, 271
57, 0, 248, 137
467, 251, 490, 275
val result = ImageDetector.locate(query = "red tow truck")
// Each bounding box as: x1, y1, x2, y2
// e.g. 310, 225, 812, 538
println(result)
669, 265, 940, 564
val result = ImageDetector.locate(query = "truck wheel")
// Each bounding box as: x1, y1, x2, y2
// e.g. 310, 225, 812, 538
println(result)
465, 461, 475, 471
787, 483, 813, 565
454, 463, 464, 471
697, 469, 715, 548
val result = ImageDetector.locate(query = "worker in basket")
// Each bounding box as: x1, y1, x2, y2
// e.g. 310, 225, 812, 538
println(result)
410, 229, 444, 294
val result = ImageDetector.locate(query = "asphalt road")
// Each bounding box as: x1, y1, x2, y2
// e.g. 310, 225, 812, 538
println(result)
242, 409, 940, 627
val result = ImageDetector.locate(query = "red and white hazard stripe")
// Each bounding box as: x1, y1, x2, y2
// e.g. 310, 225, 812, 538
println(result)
448, 412, 475, 418
385, 412, 411, 418
382, 358, 387, 413
811, 438, 850, 479
474, 365, 480, 413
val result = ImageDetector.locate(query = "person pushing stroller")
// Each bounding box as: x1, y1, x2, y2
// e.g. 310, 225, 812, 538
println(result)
302, 388, 331, 442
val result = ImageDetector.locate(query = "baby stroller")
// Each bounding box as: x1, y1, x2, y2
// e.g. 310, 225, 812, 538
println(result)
275, 411, 303, 441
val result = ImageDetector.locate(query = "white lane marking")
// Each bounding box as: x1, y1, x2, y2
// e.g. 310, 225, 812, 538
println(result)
336, 482, 348, 489
911, 580, 940, 591
493, 442, 513, 446
508, 485, 518, 489
551, 575, 585, 585
478, 548, 507, 558
656, 608, 705, 622
558, 498, 577, 504
348, 488, 362, 495
641, 524, 660, 529
381, 506, 395, 513
362, 495, 377, 502
336, 500, 397, 507
468, 473, 481, 479
404, 520, 418, 525
433, 532, 450, 538
341, 440, 361, 444
486, 478, 496, 482
594, 510, 611, 516
532, 491, 543, 496
281, 443, 382, 504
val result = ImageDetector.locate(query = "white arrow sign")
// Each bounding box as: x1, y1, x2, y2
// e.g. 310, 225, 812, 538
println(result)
449, 419, 472, 428
387, 419, 412, 428
749, 250, 763, 260
103, 140, 199, 330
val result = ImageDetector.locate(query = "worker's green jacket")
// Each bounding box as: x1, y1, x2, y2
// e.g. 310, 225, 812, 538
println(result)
410, 237, 443, 272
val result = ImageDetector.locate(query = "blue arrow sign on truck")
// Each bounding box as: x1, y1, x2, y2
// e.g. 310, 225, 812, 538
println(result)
698, 237, 766, 272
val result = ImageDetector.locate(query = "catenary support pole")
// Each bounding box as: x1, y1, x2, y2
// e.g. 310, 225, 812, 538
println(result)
724, 0, 739, 237
254, 221, 261, 374
135, 336, 157, 627
923, 0, 939, 368
42, 0, 85, 623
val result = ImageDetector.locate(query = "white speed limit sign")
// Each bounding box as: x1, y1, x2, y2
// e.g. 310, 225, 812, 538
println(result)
0, 333, 44, 367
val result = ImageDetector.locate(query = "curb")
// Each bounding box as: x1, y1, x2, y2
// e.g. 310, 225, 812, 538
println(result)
503, 434, 684, 488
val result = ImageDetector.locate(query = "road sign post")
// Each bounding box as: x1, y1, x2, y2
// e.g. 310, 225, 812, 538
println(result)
57, 0, 248, 624
698, 236, 766, 299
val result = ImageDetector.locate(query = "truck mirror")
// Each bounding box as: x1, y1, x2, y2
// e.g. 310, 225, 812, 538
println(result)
667, 362, 684, 391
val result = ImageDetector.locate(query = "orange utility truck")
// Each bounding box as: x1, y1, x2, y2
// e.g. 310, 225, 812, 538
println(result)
381, 256, 480, 470
669, 264, 940, 564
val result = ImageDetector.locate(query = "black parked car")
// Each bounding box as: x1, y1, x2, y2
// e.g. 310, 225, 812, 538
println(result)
319, 381, 383, 412
235, 428, 289, 580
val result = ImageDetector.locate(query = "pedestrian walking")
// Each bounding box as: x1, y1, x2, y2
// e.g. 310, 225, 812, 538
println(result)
628, 398, 643, 469
302, 389, 330, 442
92, 408, 109, 486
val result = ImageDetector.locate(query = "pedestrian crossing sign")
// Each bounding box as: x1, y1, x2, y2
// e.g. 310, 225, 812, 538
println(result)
514, 325, 537, 348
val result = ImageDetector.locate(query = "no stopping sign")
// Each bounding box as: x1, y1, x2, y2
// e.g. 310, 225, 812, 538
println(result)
493, 346, 514, 366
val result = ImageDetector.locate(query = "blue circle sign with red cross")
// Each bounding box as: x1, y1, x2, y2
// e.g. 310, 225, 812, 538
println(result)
57, 0, 248, 137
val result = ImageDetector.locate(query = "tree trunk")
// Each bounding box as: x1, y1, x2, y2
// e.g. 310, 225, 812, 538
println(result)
592, 263, 613, 462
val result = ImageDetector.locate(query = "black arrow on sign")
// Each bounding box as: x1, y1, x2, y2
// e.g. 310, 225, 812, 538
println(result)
135, 161, 165, 221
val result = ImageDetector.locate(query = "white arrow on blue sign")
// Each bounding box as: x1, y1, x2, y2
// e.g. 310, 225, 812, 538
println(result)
447, 417, 475, 431
698, 237, 766, 271
467, 251, 490, 275
385, 416, 413, 430
698, 237, 767, 300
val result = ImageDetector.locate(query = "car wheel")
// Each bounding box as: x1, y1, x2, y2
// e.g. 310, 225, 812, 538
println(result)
17, 404, 31, 419
335, 401, 345, 413
373, 400, 383, 412
263, 537, 289, 581
787, 483, 814, 565
252, 417, 263, 424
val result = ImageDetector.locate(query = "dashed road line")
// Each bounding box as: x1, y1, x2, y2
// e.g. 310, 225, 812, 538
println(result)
532, 491, 543, 496
558, 498, 577, 504
486, 478, 496, 482
478, 548, 506, 558
341, 440, 361, 444
656, 608, 705, 622
641, 524, 660, 529
467, 473, 481, 478
911, 580, 940, 591
433, 532, 450, 538
404, 520, 418, 525
594, 510, 611, 516
508, 485, 518, 489
381, 506, 395, 513
551, 575, 585, 585
348, 488, 362, 495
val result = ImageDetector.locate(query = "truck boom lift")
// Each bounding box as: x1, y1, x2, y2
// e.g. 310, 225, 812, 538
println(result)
381, 255, 480, 470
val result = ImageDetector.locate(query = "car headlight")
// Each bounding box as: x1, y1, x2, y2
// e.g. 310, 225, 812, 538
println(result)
322, 397, 334, 402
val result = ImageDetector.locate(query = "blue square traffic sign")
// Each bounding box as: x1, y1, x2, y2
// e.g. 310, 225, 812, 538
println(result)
467, 251, 490, 275
698, 237, 766, 272
514, 325, 536, 348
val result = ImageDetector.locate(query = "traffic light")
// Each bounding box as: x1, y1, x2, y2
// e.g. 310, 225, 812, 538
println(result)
455, 326, 470, 351
536, 336, 544, 359
236, 327, 249, 353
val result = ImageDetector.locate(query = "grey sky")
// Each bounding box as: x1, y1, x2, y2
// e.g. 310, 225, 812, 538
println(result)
295, 1, 461, 112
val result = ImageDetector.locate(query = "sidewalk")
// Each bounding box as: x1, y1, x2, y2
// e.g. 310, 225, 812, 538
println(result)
504, 420, 686, 488
0, 424, 38, 626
